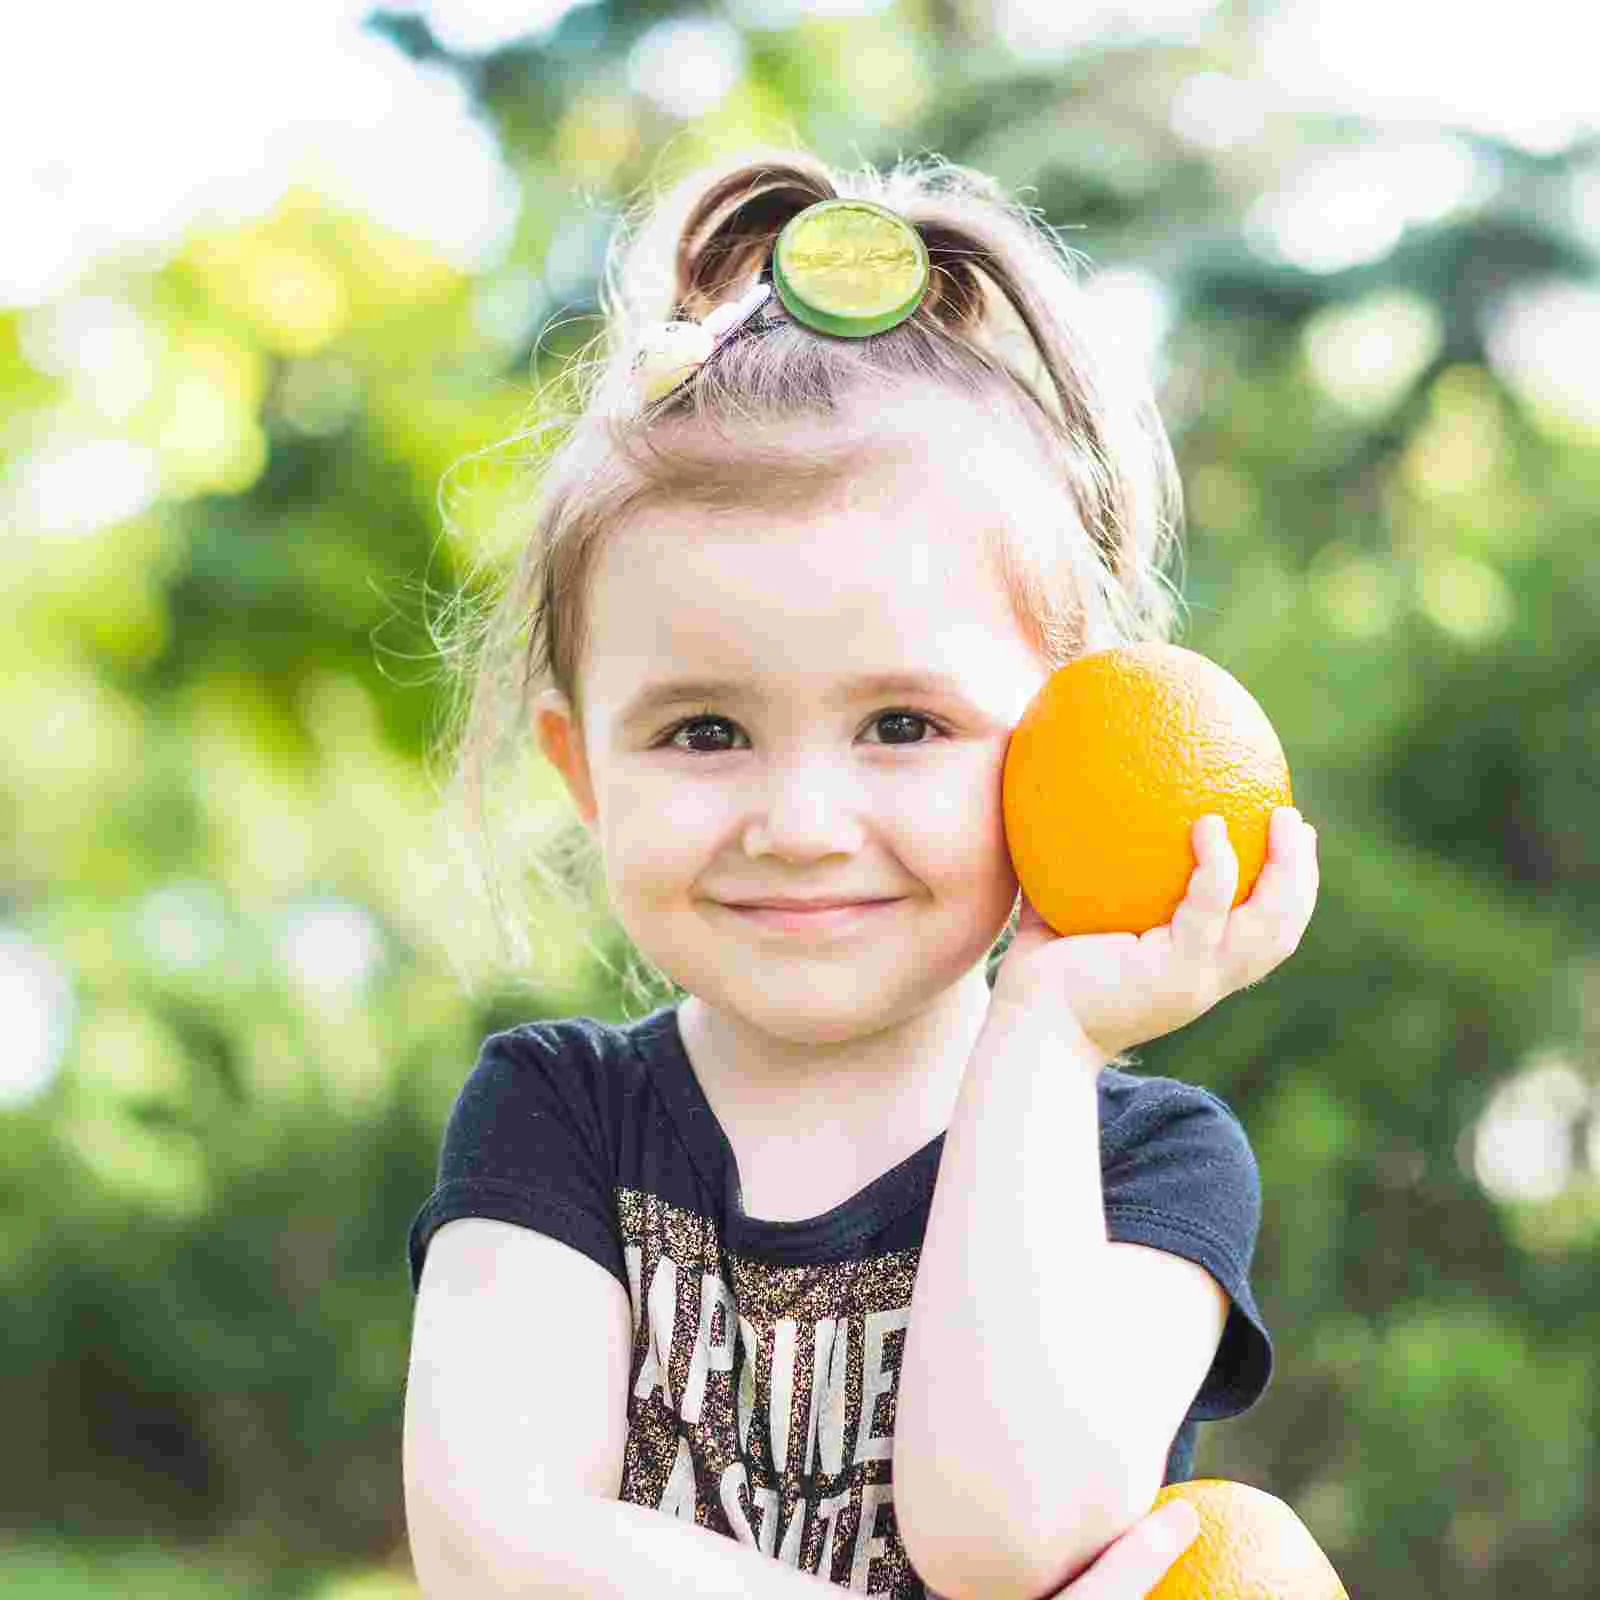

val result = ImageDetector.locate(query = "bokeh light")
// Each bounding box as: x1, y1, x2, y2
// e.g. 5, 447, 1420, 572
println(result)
0, 929, 76, 1108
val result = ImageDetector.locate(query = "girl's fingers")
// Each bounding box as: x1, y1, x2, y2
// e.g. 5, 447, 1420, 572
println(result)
1169, 813, 1238, 960
1048, 1499, 1200, 1598
1015, 887, 1050, 938
1225, 807, 1317, 961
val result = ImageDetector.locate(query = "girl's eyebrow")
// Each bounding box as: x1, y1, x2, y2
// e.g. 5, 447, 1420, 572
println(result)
617, 671, 979, 728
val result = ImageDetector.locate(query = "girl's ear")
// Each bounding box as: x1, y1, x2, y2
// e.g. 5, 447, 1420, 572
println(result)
534, 688, 599, 827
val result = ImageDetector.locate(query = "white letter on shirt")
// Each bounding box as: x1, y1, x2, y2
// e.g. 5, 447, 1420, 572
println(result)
812, 1488, 853, 1582
769, 1317, 798, 1472
750, 1482, 781, 1556
657, 1434, 697, 1520
854, 1306, 909, 1464
624, 1243, 643, 1335
682, 1271, 737, 1424
633, 1254, 677, 1410
736, 1314, 759, 1453
774, 1493, 807, 1567
719, 1460, 757, 1544
806, 1316, 851, 1477
851, 1481, 894, 1590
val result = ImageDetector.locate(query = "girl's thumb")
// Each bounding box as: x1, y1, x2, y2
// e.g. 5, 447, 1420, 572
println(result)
1148, 1497, 1201, 1562
1044, 1497, 1200, 1599
1004, 888, 1055, 956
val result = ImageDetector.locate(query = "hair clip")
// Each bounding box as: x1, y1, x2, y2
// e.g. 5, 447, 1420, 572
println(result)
631, 199, 929, 407
771, 198, 928, 337
633, 279, 773, 405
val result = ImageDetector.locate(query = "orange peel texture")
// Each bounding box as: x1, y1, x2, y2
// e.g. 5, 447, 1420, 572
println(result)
1002, 643, 1293, 936
1145, 1479, 1349, 1600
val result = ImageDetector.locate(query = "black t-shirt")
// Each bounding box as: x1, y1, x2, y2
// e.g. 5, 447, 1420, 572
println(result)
408, 1003, 1273, 1596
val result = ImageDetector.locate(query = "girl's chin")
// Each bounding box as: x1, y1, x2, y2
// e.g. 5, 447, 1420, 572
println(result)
691, 977, 979, 1045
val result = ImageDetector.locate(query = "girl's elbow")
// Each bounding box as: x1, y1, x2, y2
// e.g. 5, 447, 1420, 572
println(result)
899, 1483, 1143, 1600
899, 1531, 1039, 1600
406, 1510, 482, 1598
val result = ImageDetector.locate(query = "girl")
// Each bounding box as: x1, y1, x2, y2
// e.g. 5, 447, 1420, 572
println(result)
403, 149, 1318, 1599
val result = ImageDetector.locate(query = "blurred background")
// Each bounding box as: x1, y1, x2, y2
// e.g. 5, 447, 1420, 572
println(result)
4, 0, 1598, 1594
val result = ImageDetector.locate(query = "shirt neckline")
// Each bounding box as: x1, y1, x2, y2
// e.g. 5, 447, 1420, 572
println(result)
632, 1002, 946, 1259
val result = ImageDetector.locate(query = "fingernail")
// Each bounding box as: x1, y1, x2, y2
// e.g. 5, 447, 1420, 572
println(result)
1155, 1500, 1200, 1557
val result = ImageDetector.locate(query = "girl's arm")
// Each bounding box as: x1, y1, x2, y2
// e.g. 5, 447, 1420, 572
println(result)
404, 1217, 839, 1597
891, 1002, 1230, 1600
409, 1493, 846, 1598
405, 1212, 1204, 1599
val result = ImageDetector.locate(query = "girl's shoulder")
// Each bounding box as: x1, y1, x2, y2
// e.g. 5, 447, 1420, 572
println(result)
435, 1013, 645, 1154
450, 1006, 694, 1158
473, 1003, 676, 1082
409, 1010, 673, 1297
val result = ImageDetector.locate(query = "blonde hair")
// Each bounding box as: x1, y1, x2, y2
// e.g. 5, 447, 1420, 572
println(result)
428, 147, 1187, 1014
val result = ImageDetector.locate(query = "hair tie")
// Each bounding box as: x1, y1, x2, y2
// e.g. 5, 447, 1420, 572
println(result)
633, 198, 931, 407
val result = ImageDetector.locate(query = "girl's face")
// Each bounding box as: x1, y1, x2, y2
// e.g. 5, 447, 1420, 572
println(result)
536, 437, 1060, 1045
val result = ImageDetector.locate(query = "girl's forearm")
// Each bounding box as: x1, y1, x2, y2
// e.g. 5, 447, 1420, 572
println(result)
412, 1492, 842, 1598
893, 1001, 1138, 1600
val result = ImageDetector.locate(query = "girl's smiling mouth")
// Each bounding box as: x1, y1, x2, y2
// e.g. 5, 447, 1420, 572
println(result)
719, 897, 903, 932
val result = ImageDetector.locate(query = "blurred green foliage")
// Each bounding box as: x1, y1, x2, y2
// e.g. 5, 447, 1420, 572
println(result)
4, 3, 1599, 1596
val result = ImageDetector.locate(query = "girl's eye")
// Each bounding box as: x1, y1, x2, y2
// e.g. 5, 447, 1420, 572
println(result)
664, 715, 742, 754
865, 711, 940, 745
656, 709, 945, 754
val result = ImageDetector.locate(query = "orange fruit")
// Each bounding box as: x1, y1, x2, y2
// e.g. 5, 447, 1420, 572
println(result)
1002, 642, 1292, 936
1145, 1479, 1349, 1599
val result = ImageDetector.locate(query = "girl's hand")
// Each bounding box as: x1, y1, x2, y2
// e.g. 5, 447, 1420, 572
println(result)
1050, 1498, 1201, 1598
927, 1499, 1202, 1600
991, 806, 1318, 1061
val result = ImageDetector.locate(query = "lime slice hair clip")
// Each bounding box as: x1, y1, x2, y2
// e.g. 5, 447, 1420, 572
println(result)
633, 198, 930, 405
771, 198, 930, 337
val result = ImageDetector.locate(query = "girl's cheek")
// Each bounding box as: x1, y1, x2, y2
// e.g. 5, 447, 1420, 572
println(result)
916, 762, 1006, 854
605, 773, 732, 862
912, 782, 967, 868
651, 780, 735, 834
923, 781, 962, 824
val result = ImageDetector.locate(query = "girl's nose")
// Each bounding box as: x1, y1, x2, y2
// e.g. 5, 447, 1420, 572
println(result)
742, 757, 867, 859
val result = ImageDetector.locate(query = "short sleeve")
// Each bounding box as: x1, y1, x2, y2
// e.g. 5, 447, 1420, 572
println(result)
1100, 1076, 1274, 1420
407, 1024, 627, 1294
